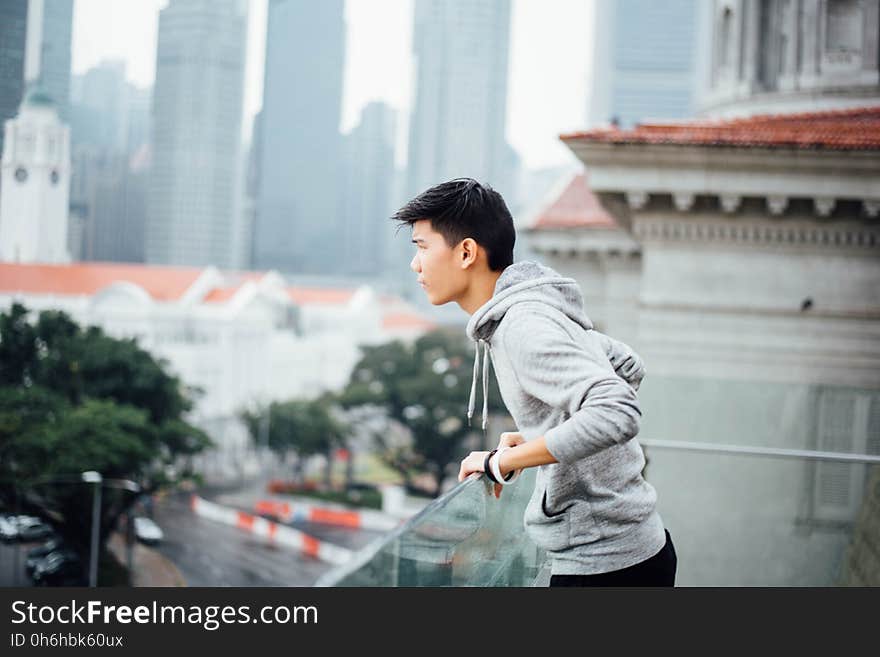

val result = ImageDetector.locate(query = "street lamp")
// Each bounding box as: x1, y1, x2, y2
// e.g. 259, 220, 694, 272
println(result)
7, 472, 140, 587
81, 471, 102, 588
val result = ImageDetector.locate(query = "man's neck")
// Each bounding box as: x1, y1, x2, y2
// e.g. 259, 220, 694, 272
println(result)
459, 270, 503, 315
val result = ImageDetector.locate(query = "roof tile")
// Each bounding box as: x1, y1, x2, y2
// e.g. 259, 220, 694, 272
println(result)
561, 106, 880, 151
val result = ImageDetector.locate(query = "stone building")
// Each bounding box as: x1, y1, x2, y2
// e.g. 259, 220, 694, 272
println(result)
522, 2, 880, 585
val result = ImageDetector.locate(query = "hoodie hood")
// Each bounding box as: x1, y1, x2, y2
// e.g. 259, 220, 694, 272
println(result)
466, 261, 593, 343
464, 261, 594, 432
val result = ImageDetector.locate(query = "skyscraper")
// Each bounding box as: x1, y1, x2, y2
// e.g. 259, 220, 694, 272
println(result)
589, 0, 698, 128
342, 102, 396, 278
69, 61, 152, 264
32, 0, 74, 121
70, 60, 128, 153
147, 0, 248, 269
253, 0, 346, 275
406, 0, 515, 201
0, 0, 28, 163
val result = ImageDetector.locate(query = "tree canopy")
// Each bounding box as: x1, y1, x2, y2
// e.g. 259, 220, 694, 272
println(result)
0, 302, 211, 556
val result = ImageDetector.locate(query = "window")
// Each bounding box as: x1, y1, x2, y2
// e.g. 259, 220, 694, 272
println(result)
719, 7, 733, 69
826, 0, 862, 53
808, 389, 879, 524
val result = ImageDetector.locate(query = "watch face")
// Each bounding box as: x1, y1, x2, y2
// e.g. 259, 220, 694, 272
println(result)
14, 167, 27, 183
50, 170, 59, 185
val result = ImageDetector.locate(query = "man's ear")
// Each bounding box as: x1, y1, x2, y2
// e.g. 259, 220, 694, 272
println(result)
460, 238, 478, 269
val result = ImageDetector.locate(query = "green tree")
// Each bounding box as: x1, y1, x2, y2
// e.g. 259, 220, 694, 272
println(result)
339, 328, 506, 497
240, 394, 348, 486
0, 303, 211, 570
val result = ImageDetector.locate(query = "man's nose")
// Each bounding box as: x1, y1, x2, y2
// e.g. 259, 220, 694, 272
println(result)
410, 253, 420, 273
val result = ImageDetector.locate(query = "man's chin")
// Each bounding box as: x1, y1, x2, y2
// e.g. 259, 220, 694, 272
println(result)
424, 290, 448, 306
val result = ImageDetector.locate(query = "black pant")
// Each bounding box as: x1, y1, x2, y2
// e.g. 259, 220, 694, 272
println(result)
549, 529, 677, 587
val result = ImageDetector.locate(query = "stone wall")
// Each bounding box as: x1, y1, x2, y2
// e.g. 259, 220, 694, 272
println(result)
840, 465, 880, 586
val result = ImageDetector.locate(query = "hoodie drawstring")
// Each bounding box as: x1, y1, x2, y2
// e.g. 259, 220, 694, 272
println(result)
467, 339, 492, 432
467, 340, 481, 427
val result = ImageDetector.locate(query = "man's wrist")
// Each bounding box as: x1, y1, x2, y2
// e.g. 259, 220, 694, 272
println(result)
490, 447, 519, 485
497, 448, 511, 477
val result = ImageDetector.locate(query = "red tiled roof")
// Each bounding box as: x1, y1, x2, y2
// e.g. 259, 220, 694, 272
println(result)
0, 262, 203, 301
202, 272, 266, 304
286, 288, 357, 305
529, 173, 616, 230
382, 313, 437, 330
203, 286, 241, 303
561, 106, 880, 151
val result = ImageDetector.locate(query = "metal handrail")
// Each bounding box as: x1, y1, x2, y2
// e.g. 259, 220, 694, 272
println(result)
316, 439, 879, 586
639, 439, 880, 464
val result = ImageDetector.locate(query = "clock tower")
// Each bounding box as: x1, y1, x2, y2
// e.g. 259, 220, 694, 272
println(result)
0, 85, 71, 263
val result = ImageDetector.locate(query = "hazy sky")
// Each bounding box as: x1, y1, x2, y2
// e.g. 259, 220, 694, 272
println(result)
71, 0, 593, 169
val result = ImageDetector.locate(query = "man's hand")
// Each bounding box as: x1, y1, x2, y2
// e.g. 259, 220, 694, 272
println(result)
458, 433, 529, 499
458, 451, 491, 483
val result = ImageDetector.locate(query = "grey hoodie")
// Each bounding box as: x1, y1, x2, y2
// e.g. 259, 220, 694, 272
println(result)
465, 261, 665, 575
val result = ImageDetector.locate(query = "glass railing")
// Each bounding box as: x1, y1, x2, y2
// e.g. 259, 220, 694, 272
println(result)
318, 375, 879, 586
317, 442, 878, 587
315, 467, 546, 586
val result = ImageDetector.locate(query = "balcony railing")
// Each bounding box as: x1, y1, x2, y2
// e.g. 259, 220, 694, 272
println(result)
317, 441, 880, 587
316, 467, 545, 586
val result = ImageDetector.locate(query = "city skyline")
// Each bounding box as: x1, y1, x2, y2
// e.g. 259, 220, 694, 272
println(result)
70, 0, 592, 170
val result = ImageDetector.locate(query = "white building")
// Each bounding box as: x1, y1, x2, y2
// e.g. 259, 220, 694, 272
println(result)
522, 4, 880, 586
0, 261, 437, 482
0, 88, 70, 264
698, 0, 880, 117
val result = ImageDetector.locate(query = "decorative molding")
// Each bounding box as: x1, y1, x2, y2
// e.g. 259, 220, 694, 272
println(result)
720, 194, 742, 213
814, 197, 836, 217
672, 192, 696, 212
625, 190, 649, 210
633, 219, 880, 249
766, 195, 789, 215
863, 201, 880, 218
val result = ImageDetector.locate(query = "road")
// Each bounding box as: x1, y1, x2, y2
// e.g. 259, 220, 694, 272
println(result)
1, 481, 394, 587
0, 539, 34, 587
151, 492, 387, 586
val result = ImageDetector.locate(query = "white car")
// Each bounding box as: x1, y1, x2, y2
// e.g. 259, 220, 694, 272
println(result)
133, 517, 163, 545
0, 515, 53, 542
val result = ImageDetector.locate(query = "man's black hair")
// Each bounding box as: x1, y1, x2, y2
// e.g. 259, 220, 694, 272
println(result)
391, 178, 515, 272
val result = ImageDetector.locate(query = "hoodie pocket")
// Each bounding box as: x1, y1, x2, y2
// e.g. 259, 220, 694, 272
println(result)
523, 481, 572, 553
566, 499, 601, 545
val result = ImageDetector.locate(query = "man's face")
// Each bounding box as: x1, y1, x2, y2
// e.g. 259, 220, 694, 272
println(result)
410, 219, 466, 306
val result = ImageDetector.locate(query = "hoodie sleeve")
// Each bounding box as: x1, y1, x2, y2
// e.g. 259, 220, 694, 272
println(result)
593, 330, 645, 391
500, 307, 642, 464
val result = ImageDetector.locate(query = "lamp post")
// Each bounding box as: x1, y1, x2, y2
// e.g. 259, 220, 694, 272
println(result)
11, 473, 140, 587
81, 471, 102, 587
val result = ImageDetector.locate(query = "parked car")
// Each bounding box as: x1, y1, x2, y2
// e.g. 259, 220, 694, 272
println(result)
31, 549, 84, 587
0, 515, 53, 543
25, 537, 66, 575
133, 516, 163, 545
17, 519, 54, 543
0, 513, 16, 538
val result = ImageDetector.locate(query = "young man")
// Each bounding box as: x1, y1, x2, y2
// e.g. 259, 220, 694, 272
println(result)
392, 178, 676, 587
